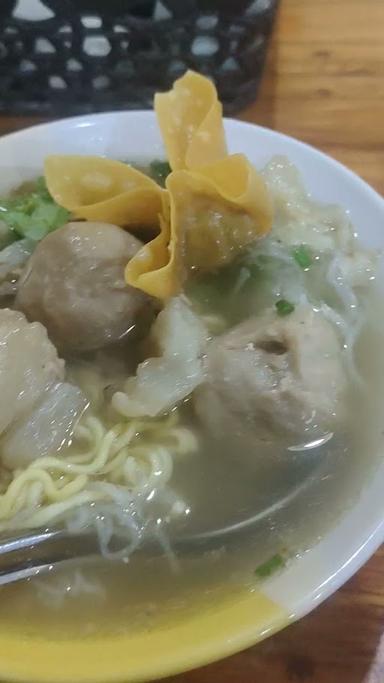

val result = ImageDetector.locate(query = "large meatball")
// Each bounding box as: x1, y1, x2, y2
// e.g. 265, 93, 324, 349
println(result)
16, 222, 149, 353
194, 305, 346, 445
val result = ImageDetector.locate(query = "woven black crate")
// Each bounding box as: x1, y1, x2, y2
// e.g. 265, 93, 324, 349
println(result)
0, 0, 279, 116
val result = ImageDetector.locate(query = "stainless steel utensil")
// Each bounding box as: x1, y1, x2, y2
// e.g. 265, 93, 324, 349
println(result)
0, 436, 329, 585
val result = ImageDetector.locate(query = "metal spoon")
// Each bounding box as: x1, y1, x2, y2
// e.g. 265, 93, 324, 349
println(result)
0, 475, 316, 585
0, 436, 330, 585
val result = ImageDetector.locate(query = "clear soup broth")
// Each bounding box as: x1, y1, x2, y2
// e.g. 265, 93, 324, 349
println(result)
0, 154, 382, 641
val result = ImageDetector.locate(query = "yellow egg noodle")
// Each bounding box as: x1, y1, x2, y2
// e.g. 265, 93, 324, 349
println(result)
0, 410, 197, 531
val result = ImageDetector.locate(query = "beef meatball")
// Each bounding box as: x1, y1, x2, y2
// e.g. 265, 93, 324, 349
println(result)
16, 222, 150, 353
194, 305, 346, 445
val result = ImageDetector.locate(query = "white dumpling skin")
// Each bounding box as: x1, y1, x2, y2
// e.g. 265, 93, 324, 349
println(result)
1, 382, 88, 469
0, 308, 64, 435
113, 296, 207, 417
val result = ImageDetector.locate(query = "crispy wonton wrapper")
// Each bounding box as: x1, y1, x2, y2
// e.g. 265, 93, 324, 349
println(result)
154, 70, 227, 171
45, 156, 164, 229
44, 72, 273, 299
125, 154, 272, 296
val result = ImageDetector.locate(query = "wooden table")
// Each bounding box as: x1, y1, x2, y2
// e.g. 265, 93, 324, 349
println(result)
0, 1, 383, 681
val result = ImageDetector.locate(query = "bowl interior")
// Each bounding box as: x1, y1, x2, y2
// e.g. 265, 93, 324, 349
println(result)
0, 112, 383, 682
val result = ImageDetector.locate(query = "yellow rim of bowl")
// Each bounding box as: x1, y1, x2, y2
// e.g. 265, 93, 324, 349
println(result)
0, 587, 289, 682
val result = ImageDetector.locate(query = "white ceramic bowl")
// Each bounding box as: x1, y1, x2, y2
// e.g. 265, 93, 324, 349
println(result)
0, 112, 383, 682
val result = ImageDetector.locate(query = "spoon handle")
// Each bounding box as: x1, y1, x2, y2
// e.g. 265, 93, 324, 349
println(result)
0, 529, 99, 585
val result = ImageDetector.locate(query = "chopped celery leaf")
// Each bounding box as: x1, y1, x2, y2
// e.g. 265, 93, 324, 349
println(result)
0, 177, 70, 241
275, 299, 295, 316
293, 244, 312, 269
34, 175, 52, 201
255, 553, 285, 579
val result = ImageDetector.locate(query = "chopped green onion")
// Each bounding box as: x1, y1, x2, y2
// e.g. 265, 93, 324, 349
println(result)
149, 160, 171, 187
255, 553, 285, 579
293, 244, 312, 269
6, 204, 70, 241
0, 177, 70, 241
34, 175, 52, 201
275, 299, 295, 316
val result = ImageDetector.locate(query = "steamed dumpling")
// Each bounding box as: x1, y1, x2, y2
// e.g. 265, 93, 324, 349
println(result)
16, 222, 151, 353
0, 308, 64, 436
113, 297, 207, 417
1, 382, 87, 469
194, 306, 346, 444
0, 308, 87, 469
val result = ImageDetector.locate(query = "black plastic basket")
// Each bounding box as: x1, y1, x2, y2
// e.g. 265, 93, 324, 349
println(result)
0, 0, 279, 116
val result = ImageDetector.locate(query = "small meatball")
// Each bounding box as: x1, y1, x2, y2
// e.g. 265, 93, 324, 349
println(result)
0, 308, 64, 435
194, 306, 346, 444
16, 222, 149, 353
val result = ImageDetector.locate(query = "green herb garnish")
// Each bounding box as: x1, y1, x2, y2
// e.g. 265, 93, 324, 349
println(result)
149, 160, 171, 187
293, 244, 312, 269
255, 553, 285, 579
34, 175, 52, 201
275, 299, 295, 316
0, 177, 70, 241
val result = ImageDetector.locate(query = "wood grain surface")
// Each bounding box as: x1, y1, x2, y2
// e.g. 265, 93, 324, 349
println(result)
0, 0, 383, 681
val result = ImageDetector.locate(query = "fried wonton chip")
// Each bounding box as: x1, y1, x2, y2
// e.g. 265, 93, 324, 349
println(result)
44, 156, 164, 229
168, 154, 272, 271
125, 203, 181, 300
125, 154, 272, 296
43, 72, 273, 301
154, 70, 227, 170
